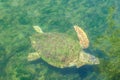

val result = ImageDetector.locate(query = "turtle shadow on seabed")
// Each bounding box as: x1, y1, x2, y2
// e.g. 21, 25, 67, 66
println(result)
30, 58, 100, 79
77, 65, 100, 79
84, 47, 109, 59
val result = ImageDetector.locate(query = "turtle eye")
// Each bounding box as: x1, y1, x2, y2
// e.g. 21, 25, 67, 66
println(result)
88, 55, 96, 63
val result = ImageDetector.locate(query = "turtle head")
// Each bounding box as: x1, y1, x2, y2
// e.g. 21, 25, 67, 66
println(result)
33, 26, 43, 33
27, 52, 41, 61
84, 53, 100, 65
76, 51, 100, 68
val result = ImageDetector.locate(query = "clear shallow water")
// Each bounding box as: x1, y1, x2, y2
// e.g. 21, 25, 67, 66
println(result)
0, 0, 120, 80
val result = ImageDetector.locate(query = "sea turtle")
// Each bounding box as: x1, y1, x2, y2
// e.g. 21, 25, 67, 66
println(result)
28, 25, 100, 68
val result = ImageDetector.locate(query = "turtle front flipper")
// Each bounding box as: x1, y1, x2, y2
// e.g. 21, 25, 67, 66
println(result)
28, 52, 41, 61
74, 25, 89, 49
33, 26, 43, 33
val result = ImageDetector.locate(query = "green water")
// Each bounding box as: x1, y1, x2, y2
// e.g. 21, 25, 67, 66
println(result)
0, 0, 120, 80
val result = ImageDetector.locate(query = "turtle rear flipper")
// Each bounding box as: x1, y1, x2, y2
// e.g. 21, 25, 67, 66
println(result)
28, 52, 41, 61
